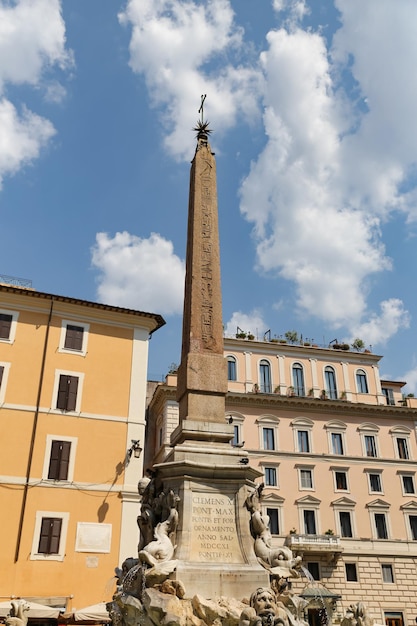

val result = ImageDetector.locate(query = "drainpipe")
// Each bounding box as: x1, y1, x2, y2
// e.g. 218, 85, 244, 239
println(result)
14, 297, 54, 562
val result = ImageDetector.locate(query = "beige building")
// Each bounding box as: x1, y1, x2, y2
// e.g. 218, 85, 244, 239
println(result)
0, 282, 164, 612
147, 337, 417, 626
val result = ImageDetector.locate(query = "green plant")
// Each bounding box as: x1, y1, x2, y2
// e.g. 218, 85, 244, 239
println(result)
320, 389, 328, 400
253, 383, 259, 393
247, 333, 255, 340
351, 338, 365, 351
285, 330, 299, 344
168, 362, 179, 374
308, 388, 314, 397
407, 393, 415, 398
274, 385, 281, 394
236, 332, 247, 339
325, 529, 334, 535
289, 527, 297, 534
340, 391, 347, 400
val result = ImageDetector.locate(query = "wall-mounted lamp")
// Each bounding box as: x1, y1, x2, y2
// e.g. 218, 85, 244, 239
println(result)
126, 440, 142, 466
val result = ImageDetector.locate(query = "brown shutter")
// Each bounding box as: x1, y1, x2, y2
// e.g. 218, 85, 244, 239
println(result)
56, 375, 79, 411
0, 313, 12, 339
48, 440, 71, 480
64, 325, 84, 351
67, 376, 79, 411
38, 517, 62, 554
0, 365, 4, 388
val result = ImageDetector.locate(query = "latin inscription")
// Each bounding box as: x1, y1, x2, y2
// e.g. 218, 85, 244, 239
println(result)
189, 493, 244, 563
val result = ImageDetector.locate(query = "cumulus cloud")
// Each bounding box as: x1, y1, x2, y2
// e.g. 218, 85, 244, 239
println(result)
0, 0, 71, 187
91, 231, 185, 316
239, 5, 417, 344
349, 299, 410, 347
119, 0, 262, 160
224, 309, 268, 340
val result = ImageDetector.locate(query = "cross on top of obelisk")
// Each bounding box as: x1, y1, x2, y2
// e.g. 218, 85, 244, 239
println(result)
193, 94, 212, 138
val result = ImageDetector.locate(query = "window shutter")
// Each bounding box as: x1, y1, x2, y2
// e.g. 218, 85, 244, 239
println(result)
0, 313, 12, 340
0, 365, 4, 388
56, 375, 79, 411
48, 440, 71, 480
38, 517, 62, 554
67, 376, 79, 411
64, 325, 84, 351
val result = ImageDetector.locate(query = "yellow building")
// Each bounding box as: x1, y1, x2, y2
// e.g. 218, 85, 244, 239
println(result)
0, 282, 164, 612
147, 337, 417, 626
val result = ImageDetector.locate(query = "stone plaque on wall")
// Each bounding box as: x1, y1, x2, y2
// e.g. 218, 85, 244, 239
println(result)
75, 522, 112, 553
189, 492, 245, 563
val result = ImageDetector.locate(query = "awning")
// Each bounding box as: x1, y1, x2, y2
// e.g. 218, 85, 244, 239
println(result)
0, 601, 61, 619
73, 603, 110, 622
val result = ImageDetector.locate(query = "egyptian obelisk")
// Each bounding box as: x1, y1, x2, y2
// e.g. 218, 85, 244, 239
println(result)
155, 98, 269, 597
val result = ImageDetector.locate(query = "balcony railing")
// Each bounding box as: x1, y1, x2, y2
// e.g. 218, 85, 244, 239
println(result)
285, 534, 343, 563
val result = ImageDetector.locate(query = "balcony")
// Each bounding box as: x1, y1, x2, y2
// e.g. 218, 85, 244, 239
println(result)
285, 533, 343, 563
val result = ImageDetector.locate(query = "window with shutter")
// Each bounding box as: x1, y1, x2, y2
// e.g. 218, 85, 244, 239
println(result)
56, 375, 79, 411
64, 325, 84, 351
0, 313, 12, 340
0, 365, 4, 389
38, 517, 62, 554
48, 440, 71, 480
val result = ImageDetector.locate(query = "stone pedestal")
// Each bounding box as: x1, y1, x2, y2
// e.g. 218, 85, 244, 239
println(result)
155, 451, 269, 599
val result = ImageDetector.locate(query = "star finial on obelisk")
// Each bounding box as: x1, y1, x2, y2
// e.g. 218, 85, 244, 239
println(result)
193, 94, 212, 139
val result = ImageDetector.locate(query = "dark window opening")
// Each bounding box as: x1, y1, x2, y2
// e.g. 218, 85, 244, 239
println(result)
265, 467, 277, 486
38, 517, 62, 554
369, 473, 382, 492
335, 472, 347, 490
267, 508, 279, 535
56, 375, 79, 412
375, 513, 388, 539
304, 509, 317, 535
307, 562, 320, 581
345, 563, 358, 582
48, 440, 71, 480
263, 428, 275, 450
339, 511, 353, 537
397, 438, 409, 459
0, 313, 12, 340
64, 324, 84, 351
227, 357, 236, 381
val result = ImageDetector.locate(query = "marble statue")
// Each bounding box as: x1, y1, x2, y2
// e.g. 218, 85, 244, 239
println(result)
5, 600, 30, 626
342, 603, 373, 626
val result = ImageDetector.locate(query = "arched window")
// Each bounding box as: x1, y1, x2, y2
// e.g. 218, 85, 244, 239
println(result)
356, 369, 368, 394
325, 366, 337, 399
292, 363, 305, 396
259, 360, 272, 393
227, 356, 237, 381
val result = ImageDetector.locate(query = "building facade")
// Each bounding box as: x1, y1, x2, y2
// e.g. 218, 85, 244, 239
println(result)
0, 283, 164, 612
147, 337, 417, 626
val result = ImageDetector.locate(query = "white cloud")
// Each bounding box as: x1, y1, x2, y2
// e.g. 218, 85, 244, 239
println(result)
0, 99, 55, 188
402, 366, 417, 396
119, 0, 262, 160
224, 309, 268, 340
91, 231, 185, 316
0, 0, 71, 188
349, 299, 410, 347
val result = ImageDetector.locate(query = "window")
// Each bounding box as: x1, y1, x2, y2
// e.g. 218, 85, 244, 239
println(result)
409, 515, 417, 540
331, 432, 344, 455
356, 369, 368, 393
401, 474, 415, 494
396, 437, 409, 460
339, 511, 353, 537
324, 366, 337, 399
374, 513, 388, 539
265, 467, 277, 487
259, 360, 272, 393
48, 440, 71, 480
0, 309, 18, 343
384, 613, 404, 626
0, 365, 3, 389
364, 435, 377, 457
345, 563, 358, 582
306, 562, 320, 581
31, 510, 69, 561
263, 427, 275, 451
64, 325, 84, 351
292, 363, 305, 396
56, 374, 79, 412
298, 430, 310, 453
267, 508, 279, 534
382, 387, 395, 406
335, 471, 348, 491
59, 320, 89, 355
38, 517, 62, 554
303, 509, 317, 534
299, 469, 313, 490
0, 312, 12, 339
232, 425, 241, 446
227, 356, 237, 381
369, 473, 382, 493
381, 564, 394, 583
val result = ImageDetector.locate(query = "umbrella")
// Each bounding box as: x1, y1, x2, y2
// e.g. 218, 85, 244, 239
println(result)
0, 601, 61, 619
73, 603, 110, 622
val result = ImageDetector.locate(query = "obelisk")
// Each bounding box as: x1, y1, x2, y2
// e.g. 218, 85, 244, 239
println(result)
172, 102, 230, 447
155, 99, 269, 597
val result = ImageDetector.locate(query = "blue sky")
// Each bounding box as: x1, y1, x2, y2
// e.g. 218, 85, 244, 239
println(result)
1, 0, 417, 390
